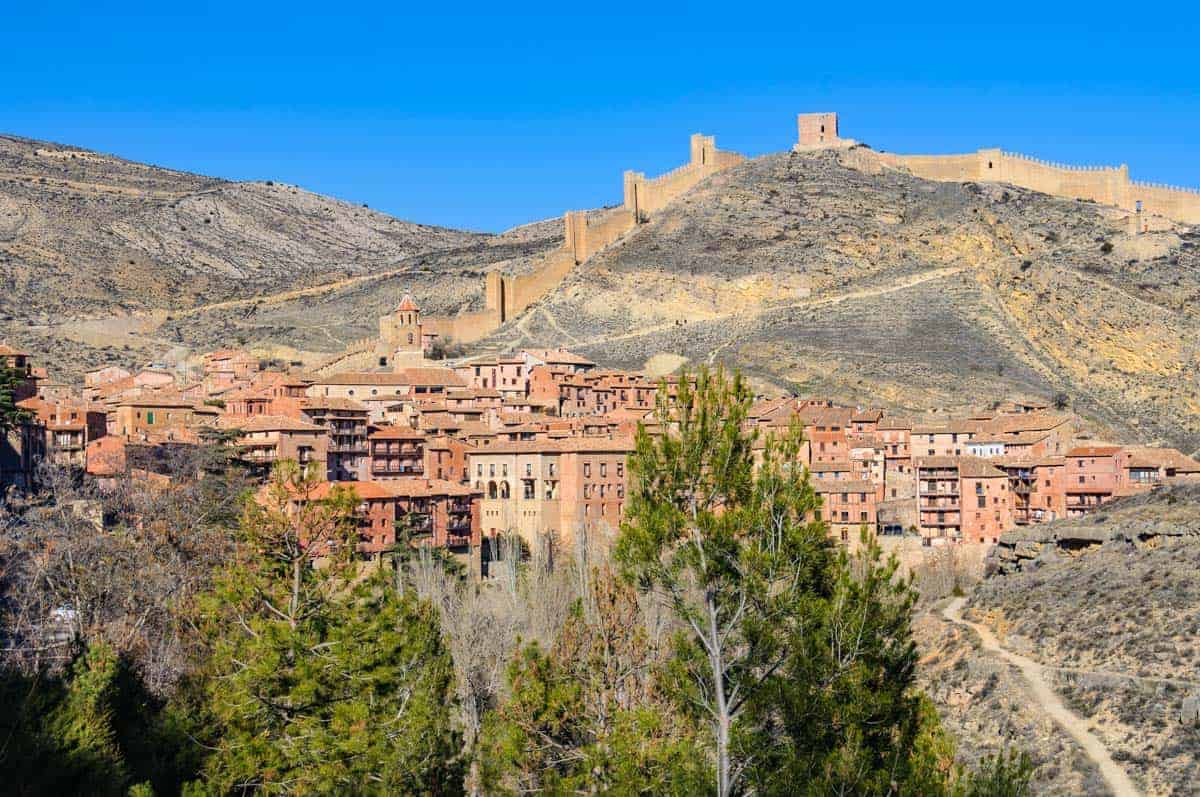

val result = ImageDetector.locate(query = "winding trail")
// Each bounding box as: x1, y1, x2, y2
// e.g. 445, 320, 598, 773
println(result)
942, 597, 1141, 797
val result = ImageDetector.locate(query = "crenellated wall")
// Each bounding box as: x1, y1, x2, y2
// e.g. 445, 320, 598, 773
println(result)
623, 133, 745, 218
866, 147, 1200, 225
419, 132, 744, 344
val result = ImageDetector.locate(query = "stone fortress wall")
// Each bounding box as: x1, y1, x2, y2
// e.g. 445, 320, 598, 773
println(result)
318, 112, 1198, 373
421, 134, 745, 345
801, 113, 1200, 225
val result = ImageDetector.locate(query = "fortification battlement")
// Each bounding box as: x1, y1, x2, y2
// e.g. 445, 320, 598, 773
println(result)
1130, 179, 1200, 195
418, 131, 745, 347
999, 151, 1122, 173
801, 112, 1200, 225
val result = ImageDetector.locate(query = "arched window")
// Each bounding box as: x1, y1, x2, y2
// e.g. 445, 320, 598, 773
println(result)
488, 481, 497, 499
407, 333, 414, 345
499, 481, 511, 499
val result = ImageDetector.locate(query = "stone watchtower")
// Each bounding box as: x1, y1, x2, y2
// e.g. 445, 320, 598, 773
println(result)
794, 112, 856, 151
797, 112, 839, 147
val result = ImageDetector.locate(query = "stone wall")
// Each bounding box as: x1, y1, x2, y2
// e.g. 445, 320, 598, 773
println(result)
420, 132, 744, 345
869, 147, 1200, 224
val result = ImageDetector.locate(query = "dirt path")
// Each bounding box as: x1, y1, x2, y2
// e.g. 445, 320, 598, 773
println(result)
943, 597, 1141, 797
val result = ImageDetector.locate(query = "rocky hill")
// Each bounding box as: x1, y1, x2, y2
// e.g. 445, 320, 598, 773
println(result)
917, 485, 1200, 795
487, 149, 1200, 451
0, 134, 570, 377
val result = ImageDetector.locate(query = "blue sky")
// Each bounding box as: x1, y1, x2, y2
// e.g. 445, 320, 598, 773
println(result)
3, 1, 1197, 232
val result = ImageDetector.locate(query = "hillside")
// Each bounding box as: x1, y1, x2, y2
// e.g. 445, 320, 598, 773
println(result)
917, 485, 1200, 795
483, 149, 1200, 451
0, 134, 568, 376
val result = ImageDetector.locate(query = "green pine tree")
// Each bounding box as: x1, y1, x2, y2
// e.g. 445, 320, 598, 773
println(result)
613, 368, 1027, 796
614, 367, 834, 797
190, 461, 463, 794
0, 364, 30, 436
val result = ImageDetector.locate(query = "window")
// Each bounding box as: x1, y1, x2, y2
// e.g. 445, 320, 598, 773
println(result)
600, 463, 607, 478
977, 496, 986, 509
583, 463, 591, 478
616, 462, 624, 477
525, 463, 532, 477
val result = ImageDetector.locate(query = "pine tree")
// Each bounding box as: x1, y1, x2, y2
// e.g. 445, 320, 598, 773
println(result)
613, 368, 1017, 796
0, 364, 30, 436
615, 367, 834, 797
191, 461, 463, 794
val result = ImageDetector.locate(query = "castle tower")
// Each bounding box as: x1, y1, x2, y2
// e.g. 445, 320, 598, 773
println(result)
796, 112, 841, 148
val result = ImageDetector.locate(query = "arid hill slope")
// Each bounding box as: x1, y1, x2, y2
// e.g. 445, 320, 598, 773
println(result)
917, 485, 1200, 795
0, 134, 568, 376
0, 134, 492, 318
491, 150, 1200, 451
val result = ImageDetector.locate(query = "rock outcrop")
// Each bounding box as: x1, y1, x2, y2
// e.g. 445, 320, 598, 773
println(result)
985, 484, 1200, 575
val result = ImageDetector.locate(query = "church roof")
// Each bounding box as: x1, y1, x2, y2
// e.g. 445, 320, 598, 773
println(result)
396, 294, 420, 312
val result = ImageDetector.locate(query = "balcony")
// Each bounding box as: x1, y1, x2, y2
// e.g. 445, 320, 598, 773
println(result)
372, 444, 422, 456
330, 442, 368, 454
446, 533, 473, 548
447, 518, 472, 533
920, 488, 959, 498
373, 467, 424, 478
240, 448, 278, 463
